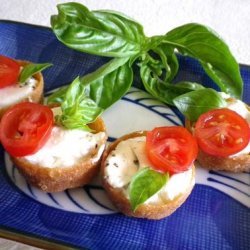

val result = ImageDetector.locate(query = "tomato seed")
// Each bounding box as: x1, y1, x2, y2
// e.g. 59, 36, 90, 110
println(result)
218, 115, 225, 119
235, 138, 243, 144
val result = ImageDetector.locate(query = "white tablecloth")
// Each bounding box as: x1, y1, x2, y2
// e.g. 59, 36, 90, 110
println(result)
0, 0, 249, 249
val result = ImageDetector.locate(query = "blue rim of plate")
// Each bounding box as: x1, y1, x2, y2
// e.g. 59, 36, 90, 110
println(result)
0, 20, 249, 250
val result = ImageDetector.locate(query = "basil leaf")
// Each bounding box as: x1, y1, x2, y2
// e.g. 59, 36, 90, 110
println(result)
83, 61, 133, 109
173, 88, 227, 121
153, 44, 179, 82
163, 23, 243, 98
19, 63, 52, 84
47, 57, 133, 109
51, 2, 146, 57
129, 168, 169, 211
57, 77, 103, 130
174, 81, 205, 91
140, 59, 204, 105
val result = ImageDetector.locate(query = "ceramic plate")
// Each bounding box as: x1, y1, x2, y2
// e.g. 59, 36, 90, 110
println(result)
0, 21, 249, 250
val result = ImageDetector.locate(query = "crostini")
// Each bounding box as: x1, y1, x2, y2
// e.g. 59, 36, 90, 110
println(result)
0, 55, 51, 118
0, 75, 108, 192
101, 127, 197, 220
187, 94, 250, 172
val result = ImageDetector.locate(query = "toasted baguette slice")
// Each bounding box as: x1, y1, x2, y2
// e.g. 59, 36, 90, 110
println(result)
101, 131, 195, 220
11, 117, 107, 192
0, 60, 44, 118
186, 118, 250, 173
196, 149, 250, 172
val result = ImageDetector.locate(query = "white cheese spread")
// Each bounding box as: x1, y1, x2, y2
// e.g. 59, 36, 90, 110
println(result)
104, 136, 193, 205
24, 126, 106, 168
220, 93, 250, 157
222, 94, 250, 123
0, 77, 37, 108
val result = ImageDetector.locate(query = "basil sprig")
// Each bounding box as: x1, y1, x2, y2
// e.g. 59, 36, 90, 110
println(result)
47, 57, 132, 130
51, 2, 243, 122
55, 77, 103, 131
19, 63, 52, 84
129, 168, 169, 211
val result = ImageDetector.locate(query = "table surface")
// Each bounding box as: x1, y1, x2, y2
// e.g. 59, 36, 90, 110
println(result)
0, 1, 249, 249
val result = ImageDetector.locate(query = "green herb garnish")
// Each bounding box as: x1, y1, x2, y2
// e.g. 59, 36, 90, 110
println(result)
54, 77, 103, 131
19, 63, 52, 84
173, 88, 227, 121
50, 2, 243, 122
129, 168, 169, 211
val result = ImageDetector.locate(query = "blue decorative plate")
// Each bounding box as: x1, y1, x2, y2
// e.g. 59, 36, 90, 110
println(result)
0, 21, 249, 250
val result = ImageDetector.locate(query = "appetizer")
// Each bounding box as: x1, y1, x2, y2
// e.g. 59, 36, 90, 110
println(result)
0, 78, 107, 192
101, 126, 197, 220
0, 55, 51, 118
189, 95, 250, 172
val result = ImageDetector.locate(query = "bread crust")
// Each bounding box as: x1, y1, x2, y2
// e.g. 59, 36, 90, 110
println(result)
101, 131, 195, 220
12, 117, 107, 192
186, 119, 250, 172
196, 150, 250, 172
0, 60, 44, 118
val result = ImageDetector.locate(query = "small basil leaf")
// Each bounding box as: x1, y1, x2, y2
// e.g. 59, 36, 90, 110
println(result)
51, 2, 146, 57
173, 88, 227, 121
140, 59, 204, 105
56, 115, 92, 132
165, 50, 179, 82
58, 77, 103, 130
19, 63, 52, 84
129, 168, 169, 212
153, 44, 179, 82
163, 23, 243, 98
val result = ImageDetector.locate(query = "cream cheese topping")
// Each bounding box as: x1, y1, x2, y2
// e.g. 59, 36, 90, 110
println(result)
222, 94, 250, 123
24, 126, 106, 168
104, 136, 193, 205
220, 93, 250, 157
0, 77, 37, 108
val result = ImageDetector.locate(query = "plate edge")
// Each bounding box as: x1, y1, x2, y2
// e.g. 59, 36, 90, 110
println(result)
0, 226, 81, 250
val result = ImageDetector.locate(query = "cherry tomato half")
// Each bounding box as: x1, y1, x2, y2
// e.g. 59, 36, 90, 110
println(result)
0, 102, 54, 157
0, 55, 20, 88
195, 108, 250, 157
146, 126, 198, 174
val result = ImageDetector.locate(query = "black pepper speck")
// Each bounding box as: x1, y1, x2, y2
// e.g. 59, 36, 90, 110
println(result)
113, 163, 119, 168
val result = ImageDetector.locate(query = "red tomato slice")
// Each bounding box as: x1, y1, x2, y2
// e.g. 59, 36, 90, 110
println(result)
0, 55, 20, 88
195, 108, 250, 157
0, 102, 54, 157
146, 126, 198, 174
